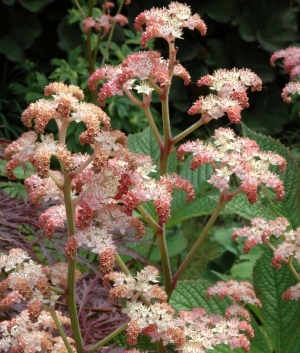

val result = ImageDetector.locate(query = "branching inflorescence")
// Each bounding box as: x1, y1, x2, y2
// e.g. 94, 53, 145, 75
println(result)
1, 1, 296, 353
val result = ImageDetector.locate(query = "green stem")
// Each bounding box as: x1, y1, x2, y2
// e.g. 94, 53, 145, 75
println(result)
88, 320, 129, 353
172, 196, 227, 289
64, 174, 84, 353
160, 94, 171, 175
70, 153, 95, 178
114, 251, 131, 275
50, 286, 66, 295
157, 225, 172, 300
73, 0, 86, 18
146, 233, 157, 259
287, 256, 300, 282
143, 104, 164, 147
136, 205, 162, 234
114, 252, 151, 306
173, 118, 204, 145
47, 306, 74, 353
157, 339, 167, 353
100, 0, 126, 66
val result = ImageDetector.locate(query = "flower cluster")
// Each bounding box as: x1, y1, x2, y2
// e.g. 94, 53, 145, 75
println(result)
134, 2, 207, 47
104, 268, 258, 352
233, 217, 300, 269
88, 50, 191, 106
188, 68, 262, 124
233, 217, 300, 301
0, 249, 81, 313
177, 127, 286, 203
83, 12, 127, 34
4, 83, 195, 277
0, 309, 75, 352
270, 47, 300, 102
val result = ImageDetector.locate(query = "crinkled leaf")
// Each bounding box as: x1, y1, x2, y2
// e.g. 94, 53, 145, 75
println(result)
253, 248, 300, 353
0, 8, 41, 62
170, 279, 231, 312
0, 160, 35, 179
198, 0, 235, 23
18, 0, 54, 12
233, 0, 297, 51
112, 332, 157, 351
0, 181, 27, 199
224, 193, 277, 220
128, 127, 175, 177
227, 33, 275, 83
149, 227, 187, 262
167, 157, 215, 227
242, 124, 300, 228
168, 189, 219, 228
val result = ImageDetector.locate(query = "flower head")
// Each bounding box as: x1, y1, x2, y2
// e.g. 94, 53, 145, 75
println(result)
188, 68, 262, 124
134, 2, 207, 47
177, 127, 286, 203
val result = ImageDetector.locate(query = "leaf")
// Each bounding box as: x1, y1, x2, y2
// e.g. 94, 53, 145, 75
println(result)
18, 0, 54, 12
0, 8, 41, 62
197, 0, 235, 23
167, 157, 215, 227
242, 124, 300, 228
253, 248, 300, 353
0, 160, 35, 179
170, 279, 230, 312
224, 193, 277, 220
167, 189, 219, 227
233, 0, 298, 51
149, 227, 187, 262
0, 181, 27, 199
112, 332, 157, 351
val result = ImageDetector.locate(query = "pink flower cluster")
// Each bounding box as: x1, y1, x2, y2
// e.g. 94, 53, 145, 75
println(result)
4, 83, 195, 275
0, 249, 81, 352
233, 217, 300, 301
134, 2, 207, 47
270, 47, 300, 102
188, 68, 262, 124
105, 269, 258, 352
0, 309, 74, 352
177, 127, 286, 203
88, 50, 191, 106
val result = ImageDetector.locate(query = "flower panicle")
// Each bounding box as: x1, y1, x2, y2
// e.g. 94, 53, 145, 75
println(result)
188, 68, 262, 124
177, 127, 286, 204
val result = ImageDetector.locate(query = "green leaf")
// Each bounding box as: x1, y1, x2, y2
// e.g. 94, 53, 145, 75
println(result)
18, 0, 54, 12
230, 246, 264, 279
253, 248, 300, 353
242, 124, 300, 228
111, 331, 157, 351
167, 157, 215, 227
128, 127, 173, 178
0, 181, 27, 198
170, 279, 231, 312
198, 0, 235, 23
149, 227, 187, 262
224, 193, 277, 220
0, 7, 41, 62
234, 0, 298, 51
0, 160, 35, 179
167, 189, 219, 227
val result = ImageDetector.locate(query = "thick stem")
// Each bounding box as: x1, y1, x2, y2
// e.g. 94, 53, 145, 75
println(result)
172, 196, 227, 289
136, 205, 162, 234
88, 320, 129, 353
64, 174, 84, 353
47, 306, 74, 353
160, 94, 171, 175
157, 225, 172, 300
143, 104, 164, 147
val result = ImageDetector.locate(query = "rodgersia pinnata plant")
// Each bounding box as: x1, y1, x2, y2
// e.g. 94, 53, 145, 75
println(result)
1, 2, 300, 353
